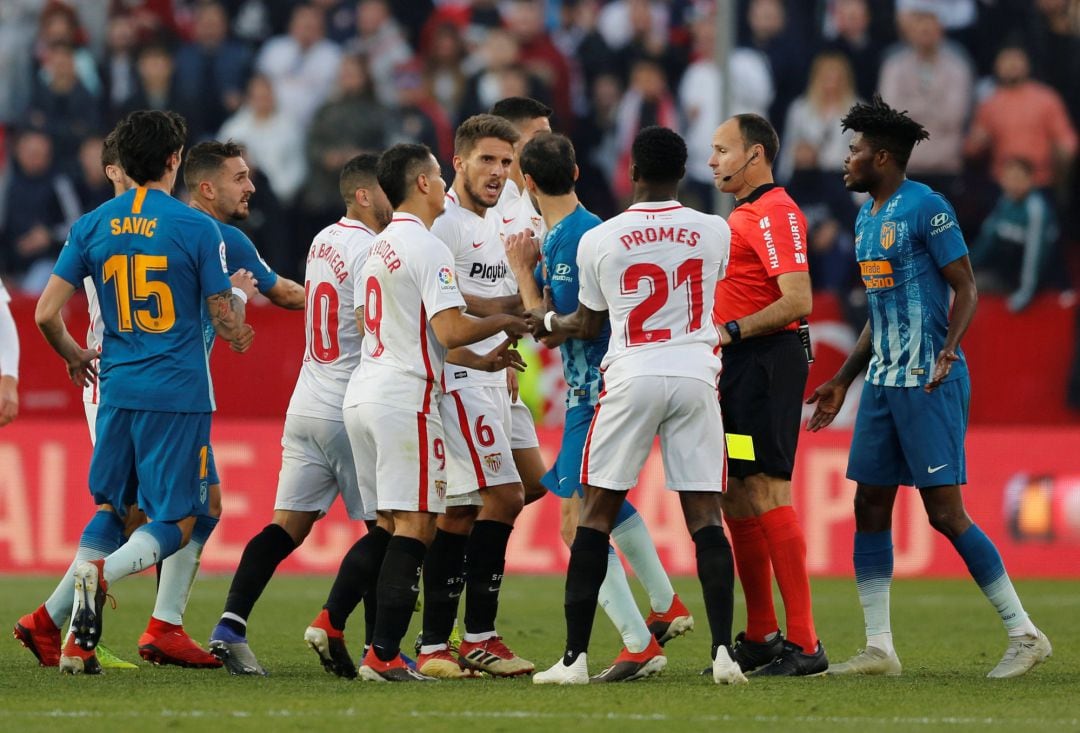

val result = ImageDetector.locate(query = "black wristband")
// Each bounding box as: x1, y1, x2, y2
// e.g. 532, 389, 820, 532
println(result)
723, 320, 742, 344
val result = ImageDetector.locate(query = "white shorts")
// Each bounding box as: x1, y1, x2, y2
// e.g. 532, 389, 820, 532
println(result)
510, 396, 539, 450
274, 414, 372, 521
344, 402, 447, 514
84, 400, 98, 445
583, 376, 726, 492
441, 386, 520, 497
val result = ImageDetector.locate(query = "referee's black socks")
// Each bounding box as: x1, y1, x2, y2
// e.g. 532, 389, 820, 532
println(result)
324, 525, 391, 631
563, 526, 610, 663
372, 535, 427, 662
692, 524, 735, 656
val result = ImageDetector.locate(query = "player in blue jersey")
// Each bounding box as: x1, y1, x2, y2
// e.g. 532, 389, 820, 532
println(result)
34, 110, 251, 675
807, 96, 1051, 679
505, 132, 692, 682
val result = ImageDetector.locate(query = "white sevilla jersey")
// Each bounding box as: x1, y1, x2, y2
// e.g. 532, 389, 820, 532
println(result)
496, 178, 547, 243
82, 276, 104, 405
432, 191, 517, 391
288, 217, 376, 422
343, 213, 466, 414
576, 200, 731, 388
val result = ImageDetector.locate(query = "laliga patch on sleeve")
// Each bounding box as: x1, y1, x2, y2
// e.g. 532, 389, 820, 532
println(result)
725, 433, 756, 461
437, 265, 457, 292
218, 241, 228, 273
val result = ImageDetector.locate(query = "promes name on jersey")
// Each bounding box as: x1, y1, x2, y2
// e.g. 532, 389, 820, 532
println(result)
620, 226, 701, 250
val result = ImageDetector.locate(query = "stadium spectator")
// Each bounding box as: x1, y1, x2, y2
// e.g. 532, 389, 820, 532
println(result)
0, 128, 80, 293
345, 0, 414, 110
744, 0, 810, 135
219, 74, 307, 206
822, 0, 883, 102
33, 3, 101, 99
74, 134, 114, 213
300, 54, 390, 231
460, 28, 535, 122
552, 0, 618, 96
679, 6, 774, 212
98, 13, 140, 120
611, 57, 678, 204
173, 1, 253, 139
504, 0, 574, 129
118, 44, 198, 131
777, 51, 860, 184
24, 42, 102, 175
0, 279, 18, 427
572, 71, 621, 220
391, 61, 453, 171
596, 0, 668, 53
423, 21, 469, 124
255, 3, 342, 129
964, 44, 1077, 193
1027, 0, 1080, 127
0, 1, 41, 124
710, 113, 824, 677
606, 0, 687, 90
878, 5, 973, 196
970, 157, 1058, 313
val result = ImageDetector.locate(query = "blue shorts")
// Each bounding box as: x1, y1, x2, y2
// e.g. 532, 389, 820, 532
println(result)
541, 404, 595, 499
89, 406, 213, 522
846, 377, 969, 489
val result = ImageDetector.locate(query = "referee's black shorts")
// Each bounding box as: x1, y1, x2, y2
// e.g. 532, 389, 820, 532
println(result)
719, 330, 808, 480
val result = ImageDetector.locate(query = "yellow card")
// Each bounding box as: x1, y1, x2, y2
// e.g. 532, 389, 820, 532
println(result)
726, 433, 756, 461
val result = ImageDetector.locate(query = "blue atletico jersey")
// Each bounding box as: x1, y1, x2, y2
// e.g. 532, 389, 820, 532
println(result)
54, 187, 231, 412
534, 205, 608, 408
854, 179, 969, 388
200, 220, 279, 352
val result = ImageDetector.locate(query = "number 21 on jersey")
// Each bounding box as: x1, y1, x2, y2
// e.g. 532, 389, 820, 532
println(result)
622, 258, 703, 345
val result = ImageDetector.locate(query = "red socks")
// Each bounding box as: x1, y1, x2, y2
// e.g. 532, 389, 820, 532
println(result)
759, 506, 818, 652
725, 516, 777, 642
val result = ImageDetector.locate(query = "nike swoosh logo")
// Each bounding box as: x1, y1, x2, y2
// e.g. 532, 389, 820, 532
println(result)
487, 586, 501, 593
502, 217, 515, 224
927, 464, 948, 474
410, 585, 421, 593
471, 241, 484, 248
448, 591, 461, 599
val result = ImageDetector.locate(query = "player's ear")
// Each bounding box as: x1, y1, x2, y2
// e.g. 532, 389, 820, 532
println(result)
354, 187, 369, 208
573, 164, 580, 182
452, 154, 464, 174
630, 162, 639, 182
416, 171, 430, 195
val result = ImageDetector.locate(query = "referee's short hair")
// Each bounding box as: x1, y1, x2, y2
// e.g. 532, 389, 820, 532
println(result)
377, 143, 435, 209
520, 133, 576, 196
733, 114, 780, 164
631, 126, 687, 184
114, 110, 187, 185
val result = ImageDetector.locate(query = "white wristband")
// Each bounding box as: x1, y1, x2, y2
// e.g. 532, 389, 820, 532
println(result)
231, 287, 248, 305
543, 310, 557, 332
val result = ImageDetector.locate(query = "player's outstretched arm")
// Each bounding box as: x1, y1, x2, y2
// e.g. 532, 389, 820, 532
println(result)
207, 288, 254, 353
35, 275, 98, 388
926, 255, 977, 393
429, 308, 528, 350
525, 294, 607, 341
265, 276, 305, 310
462, 292, 524, 318
806, 320, 873, 431
447, 338, 527, 372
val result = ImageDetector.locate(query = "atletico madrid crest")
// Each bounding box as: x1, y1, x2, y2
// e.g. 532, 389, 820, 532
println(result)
483, 452, 503, 473
880, 221, 896, 250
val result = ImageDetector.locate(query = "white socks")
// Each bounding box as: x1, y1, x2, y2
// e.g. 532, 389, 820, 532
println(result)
598, 547, 651, 653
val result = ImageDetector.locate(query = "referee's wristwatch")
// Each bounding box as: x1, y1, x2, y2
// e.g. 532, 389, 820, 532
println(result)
723, 320, 742, 344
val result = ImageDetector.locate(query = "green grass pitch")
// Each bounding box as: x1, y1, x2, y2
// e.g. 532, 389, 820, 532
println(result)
1, 574, 1076, 732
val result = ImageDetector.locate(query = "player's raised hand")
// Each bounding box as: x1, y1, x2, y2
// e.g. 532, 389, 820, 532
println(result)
230, 268, 258, 301
504, 230, 540, 274
501, 313, 530, 341
229, 324, 256, 353
524, 307, 547, 337
805, 378, 848, 431
925, 349, 958, 393
65, 347, 99, 388
483, 339, 527, 372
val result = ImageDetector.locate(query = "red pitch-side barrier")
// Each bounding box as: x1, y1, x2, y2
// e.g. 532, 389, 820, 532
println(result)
2, 421, 1078, 578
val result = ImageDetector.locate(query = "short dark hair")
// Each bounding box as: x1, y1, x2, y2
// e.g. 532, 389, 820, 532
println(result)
454, 114, 520, 158
631, 126, 687, 184
114, 110, 187, 185
377, 143, 435, 209
520, 133, 576, 196
183, 139, 245, 192
340, 152, 380, 204
733, 113, 780, 164
840, 94, 929, 169
101, 129, 120, 172
490, 96, 553, 126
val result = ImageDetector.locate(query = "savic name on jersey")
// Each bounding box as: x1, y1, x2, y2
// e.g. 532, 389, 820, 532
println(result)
289, 218, 375, 422
576, 201, 731, 388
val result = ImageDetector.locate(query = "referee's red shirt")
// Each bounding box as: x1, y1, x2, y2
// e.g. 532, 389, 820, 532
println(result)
713, 185, 809, 332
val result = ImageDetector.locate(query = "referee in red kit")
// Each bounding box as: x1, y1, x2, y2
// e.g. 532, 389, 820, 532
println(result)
707, 113, 826, 676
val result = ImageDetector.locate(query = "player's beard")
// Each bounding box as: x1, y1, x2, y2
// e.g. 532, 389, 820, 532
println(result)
463, 172, 500, 210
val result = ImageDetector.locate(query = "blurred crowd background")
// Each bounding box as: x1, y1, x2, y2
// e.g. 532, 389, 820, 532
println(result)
0, 0, 1078, 339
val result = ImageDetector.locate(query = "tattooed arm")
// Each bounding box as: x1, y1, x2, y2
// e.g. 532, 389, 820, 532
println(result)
206, 288, 255, 352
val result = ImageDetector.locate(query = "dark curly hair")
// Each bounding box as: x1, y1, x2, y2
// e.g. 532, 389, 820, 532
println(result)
841, 94, 930, 169
631, 126, 687, 184
114, 110, 187, 185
